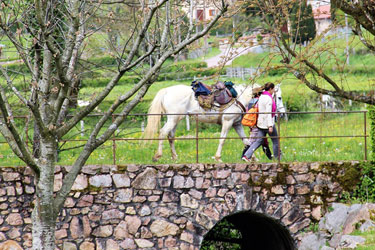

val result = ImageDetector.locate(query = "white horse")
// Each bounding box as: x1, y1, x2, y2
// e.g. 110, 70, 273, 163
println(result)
144, 84, 285, 162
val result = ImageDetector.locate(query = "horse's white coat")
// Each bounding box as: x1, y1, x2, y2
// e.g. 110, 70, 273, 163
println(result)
144, 84, 284, 161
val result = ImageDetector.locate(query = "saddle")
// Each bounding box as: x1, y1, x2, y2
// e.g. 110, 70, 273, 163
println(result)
191, 81, 234, 110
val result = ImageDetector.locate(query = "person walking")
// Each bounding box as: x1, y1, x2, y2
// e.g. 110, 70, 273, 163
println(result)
241, 87, 272, 161
242, 82, 280, 162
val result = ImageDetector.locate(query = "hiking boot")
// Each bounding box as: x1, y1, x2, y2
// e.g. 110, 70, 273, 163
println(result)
242, 156, 250, 162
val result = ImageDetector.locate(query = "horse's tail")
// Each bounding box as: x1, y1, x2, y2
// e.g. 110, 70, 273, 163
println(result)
144, 88, 167, 141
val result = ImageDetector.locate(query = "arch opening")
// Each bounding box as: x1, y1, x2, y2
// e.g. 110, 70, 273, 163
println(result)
200, 211, 295, 250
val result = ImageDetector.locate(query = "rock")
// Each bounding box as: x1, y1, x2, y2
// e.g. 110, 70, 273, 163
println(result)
70, 217, 82, 239
105, 239, 119, 250
120, 239, 136, 249
125, 207, 136, 215
150, 219, 179, 237
342, 204, 370, 234
89, 175, 112, 187
271, 185, 284, 194
5, 213, 23, 226
92, 225, 113, 237
213, 169, 231, 179
113, 221, 130, 240
132, 168, 157, 189
173, 176, 194, 189
134, 239, 154, 248
320, 246, 334, 250
125, 216, 141, 235
3, 173, 20, 181
114, 189, 132, 203
0, 240, 23, 250
82, 216, 92, 237
72, 175, 88, 191
339, 235, 365, 249
79, 241, 95, 250
180, 232, 194, 244
180, 194, 199, 209
319, 203, 350, 234
55, 229, 67, 239
77, 195, 94, 207
328, 234, 342, 248
63, 242, 77, 250
359, 220, 375, 232
299, 233, 326, 250
102, 209, 124, 220
112, 174, 130, 188
139, 205, 151, 216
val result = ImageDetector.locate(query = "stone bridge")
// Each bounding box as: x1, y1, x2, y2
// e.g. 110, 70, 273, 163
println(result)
0, 161, 362, 249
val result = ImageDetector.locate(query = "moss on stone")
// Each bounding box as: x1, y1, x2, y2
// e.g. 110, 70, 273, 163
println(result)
86, 185, 102, 193
115, 164, 128, 173
276, 172, 287, 185
336, 164, 361, 192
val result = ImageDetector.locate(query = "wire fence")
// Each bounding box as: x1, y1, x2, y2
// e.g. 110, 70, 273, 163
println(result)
0, 111, 370, 166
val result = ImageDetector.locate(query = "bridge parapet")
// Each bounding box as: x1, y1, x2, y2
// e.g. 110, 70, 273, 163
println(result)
0, 161, 362, 249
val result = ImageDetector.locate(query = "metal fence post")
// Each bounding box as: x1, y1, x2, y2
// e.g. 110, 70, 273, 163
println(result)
196, 114, 199, 163
277, 112, 281, 165
364, 111, 367, 161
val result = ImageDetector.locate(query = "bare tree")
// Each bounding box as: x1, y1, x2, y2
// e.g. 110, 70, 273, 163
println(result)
0, 0, 228, 249
247, 0, 375, 105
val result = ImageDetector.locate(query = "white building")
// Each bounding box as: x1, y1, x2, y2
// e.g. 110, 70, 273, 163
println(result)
313, 4, 332, 35
182, 0, 234, 22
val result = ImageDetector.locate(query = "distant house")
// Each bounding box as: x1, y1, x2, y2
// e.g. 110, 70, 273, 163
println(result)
182, 0, 234, 22
313, 4, 332, 35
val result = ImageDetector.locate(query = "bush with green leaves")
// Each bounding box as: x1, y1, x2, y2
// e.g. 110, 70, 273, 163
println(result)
351, 161, 375, 203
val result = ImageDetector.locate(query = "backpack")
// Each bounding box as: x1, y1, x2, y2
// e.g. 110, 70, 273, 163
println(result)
241, 99, 258, 127
224, 81, 238, 98
191, 81, 211, 97
213, 81, 232, 105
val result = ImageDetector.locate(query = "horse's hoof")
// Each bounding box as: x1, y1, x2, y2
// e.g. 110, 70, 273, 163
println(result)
172, 154, 178, 161
212, 156, 222, 162
152, 155, 161, 162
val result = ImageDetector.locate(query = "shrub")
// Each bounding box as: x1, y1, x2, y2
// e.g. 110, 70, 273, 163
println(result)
351, 161, 375, 203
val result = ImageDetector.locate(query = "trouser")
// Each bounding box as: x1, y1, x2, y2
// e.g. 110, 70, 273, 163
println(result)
244, 125, 280, 159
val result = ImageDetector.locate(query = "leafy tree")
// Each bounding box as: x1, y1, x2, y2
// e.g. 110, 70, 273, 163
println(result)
290, 1, 316, 44
0, 0, 228, 249
246, 0, 375, 105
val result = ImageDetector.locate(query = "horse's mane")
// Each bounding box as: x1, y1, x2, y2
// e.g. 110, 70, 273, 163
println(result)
234, 83, 261, 99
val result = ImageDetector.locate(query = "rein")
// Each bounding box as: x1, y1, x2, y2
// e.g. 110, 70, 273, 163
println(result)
235, 99, 246, 113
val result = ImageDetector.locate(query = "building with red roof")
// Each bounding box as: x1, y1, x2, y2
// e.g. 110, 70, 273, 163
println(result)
313, 4, 332, 35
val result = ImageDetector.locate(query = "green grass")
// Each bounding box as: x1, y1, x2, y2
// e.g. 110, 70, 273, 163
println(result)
346, 230, 375, 250
0, 112, 370, 166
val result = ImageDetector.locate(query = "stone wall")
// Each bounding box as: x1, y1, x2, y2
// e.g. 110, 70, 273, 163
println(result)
0, 161, 361, 249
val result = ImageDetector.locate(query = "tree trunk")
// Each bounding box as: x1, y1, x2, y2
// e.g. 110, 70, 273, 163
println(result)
32, 137, 58, 250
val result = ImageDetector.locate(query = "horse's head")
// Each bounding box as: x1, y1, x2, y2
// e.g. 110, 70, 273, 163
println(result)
274, 84, 287, 120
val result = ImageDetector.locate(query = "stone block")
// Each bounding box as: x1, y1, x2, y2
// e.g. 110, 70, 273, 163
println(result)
134, 239, 154, 248
71, 174, 88, 191
112, 174, 130, 188
131, 167, 157, 189
89, 175, 112, 187
150, 219, 179, 237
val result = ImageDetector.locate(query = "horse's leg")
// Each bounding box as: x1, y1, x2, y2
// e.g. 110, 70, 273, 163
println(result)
153, 116, 180, 162
168, 124, 178, 160
214, 119, 234, 162
232, 122, 249, 145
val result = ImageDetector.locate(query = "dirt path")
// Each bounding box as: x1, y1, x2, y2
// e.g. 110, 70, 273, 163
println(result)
204, 46, 253, 68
